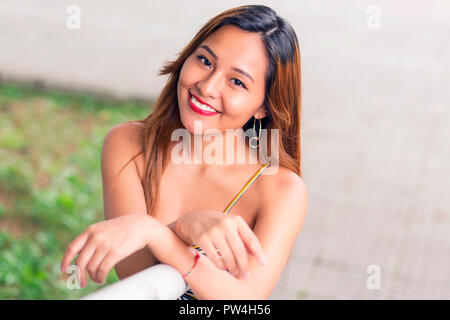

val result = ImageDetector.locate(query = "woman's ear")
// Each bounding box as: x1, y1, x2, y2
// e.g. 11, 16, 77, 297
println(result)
254, 104, 269, 120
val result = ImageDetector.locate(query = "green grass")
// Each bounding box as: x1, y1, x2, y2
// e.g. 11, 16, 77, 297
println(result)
0, 82, 153, 299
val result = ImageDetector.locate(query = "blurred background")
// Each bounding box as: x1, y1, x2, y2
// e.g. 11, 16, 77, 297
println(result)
0, 0, 448, 299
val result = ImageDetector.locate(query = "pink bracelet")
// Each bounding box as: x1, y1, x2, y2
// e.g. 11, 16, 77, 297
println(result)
182, 250, 200, 278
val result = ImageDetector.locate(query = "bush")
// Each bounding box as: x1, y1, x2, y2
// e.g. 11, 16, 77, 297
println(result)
0, 82, 153, 299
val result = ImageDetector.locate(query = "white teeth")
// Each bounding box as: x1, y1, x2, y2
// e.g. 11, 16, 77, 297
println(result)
191, 95, 218, 112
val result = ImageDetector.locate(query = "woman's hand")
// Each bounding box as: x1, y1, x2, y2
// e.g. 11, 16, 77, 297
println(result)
60, 214, 161, 287
175, 210, 267, 279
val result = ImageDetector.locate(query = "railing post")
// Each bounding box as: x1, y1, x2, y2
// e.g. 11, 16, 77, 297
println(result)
81, 264, 187, 300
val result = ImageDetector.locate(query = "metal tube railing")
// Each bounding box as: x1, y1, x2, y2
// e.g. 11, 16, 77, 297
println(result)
81, 264, 187, 300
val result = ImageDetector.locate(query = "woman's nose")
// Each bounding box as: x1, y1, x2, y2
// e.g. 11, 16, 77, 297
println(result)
197, 72, 223, 99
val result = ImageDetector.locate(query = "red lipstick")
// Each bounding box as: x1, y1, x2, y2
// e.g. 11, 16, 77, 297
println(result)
189, 92, 220, 116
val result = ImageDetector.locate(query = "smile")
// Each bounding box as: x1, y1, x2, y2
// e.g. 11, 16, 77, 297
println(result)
189, 92, 221, 116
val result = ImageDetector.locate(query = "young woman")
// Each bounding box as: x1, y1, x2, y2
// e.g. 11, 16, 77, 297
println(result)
61, 5, 308, 300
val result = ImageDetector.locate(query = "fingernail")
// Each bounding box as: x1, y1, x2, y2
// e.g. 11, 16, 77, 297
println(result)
244, 272, 250, 279
233, 270, 239, 277
60, 265, 65, 272
260, 255, 267, 265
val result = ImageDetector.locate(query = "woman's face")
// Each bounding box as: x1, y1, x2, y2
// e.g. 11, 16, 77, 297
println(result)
177, 25, 269, 134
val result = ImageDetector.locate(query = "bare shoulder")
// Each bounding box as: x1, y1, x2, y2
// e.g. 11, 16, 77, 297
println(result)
102, 121, 144, 158
259, 166, 308, 202
103, 121, 144, 145
101, 121, 145, 193
257, 165, 308, 220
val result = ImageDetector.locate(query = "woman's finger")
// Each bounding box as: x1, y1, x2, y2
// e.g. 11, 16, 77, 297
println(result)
86, 248, 108, 283
236, 217, 266, 265
211, 232, 238, 276
195, 237, 226, 271
61, 232, 89, 272
96, 250, 120, 284
224, 225, 249, 278
75, 241, 97, 288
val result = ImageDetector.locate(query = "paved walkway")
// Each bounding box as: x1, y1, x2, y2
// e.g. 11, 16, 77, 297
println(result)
1, 0, 449, 299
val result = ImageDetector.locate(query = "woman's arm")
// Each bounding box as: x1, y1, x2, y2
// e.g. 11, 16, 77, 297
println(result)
101, 123, 185, 281
148, 223, 251, 299
148, 170, 309, 300
112, 219, 179, 280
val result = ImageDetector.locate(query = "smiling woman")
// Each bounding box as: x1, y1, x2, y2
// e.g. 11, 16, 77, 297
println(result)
61, 4, 307, 300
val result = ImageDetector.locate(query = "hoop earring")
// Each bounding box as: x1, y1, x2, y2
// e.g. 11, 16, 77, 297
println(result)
249, 117, 261, 149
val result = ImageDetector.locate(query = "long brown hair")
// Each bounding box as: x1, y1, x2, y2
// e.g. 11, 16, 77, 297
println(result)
111, 5, 302, 217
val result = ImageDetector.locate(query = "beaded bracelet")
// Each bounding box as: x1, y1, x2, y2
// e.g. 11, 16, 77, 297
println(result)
182, 250, 200, 278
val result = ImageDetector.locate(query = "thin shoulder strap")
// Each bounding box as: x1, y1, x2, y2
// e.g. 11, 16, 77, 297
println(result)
191, 161, 272, 255
223, 161, 272, 214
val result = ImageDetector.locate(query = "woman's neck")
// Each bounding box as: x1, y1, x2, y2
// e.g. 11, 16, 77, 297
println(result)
168, 129, 261, 173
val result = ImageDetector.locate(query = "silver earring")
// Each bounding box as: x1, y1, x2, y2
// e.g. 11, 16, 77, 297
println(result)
249, 117, 261, 149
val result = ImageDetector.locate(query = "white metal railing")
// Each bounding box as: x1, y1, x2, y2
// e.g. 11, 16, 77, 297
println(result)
81, 264, 187, 300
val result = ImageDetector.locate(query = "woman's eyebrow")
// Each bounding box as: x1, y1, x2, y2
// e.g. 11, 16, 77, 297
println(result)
199, 45, 254, 83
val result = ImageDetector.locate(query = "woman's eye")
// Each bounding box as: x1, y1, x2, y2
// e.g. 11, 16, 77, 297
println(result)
197, 55, 211, 68
231, 78, 247, 89
197, 55, 247, 89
